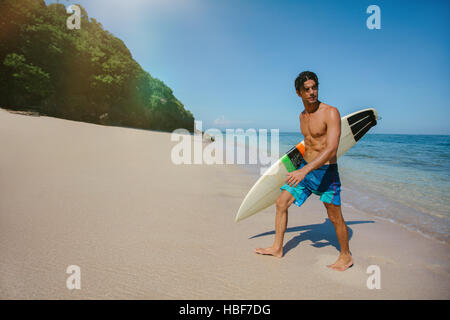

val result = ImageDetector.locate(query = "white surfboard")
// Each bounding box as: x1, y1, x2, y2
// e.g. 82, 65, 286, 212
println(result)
235, 108, 378, 222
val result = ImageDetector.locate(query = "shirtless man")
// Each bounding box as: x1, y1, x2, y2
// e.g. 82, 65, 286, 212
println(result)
255, 71, 353, 271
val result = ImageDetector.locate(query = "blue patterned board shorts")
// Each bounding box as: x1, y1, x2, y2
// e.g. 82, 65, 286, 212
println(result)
280, 159, 341, 207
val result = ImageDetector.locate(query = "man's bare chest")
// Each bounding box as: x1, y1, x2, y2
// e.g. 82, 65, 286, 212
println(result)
300, 115, 327, 139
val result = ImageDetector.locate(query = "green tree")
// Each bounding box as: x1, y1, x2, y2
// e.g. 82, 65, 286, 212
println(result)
0, 0, 194, 132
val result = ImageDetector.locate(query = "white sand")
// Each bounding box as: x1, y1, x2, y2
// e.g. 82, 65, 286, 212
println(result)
0, 108, 449, 299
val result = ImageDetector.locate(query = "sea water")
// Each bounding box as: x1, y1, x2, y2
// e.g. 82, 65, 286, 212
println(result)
232, 132, 450, 244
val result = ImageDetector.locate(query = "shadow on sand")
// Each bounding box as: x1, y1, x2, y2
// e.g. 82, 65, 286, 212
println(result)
250, 219, 374, 255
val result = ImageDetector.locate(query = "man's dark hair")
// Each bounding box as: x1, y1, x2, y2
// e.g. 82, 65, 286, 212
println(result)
295, 71, 319, 92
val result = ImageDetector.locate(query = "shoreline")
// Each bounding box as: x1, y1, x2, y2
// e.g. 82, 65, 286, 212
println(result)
0, 109, 449, 299
240, 161, 450, 247
341, 179, 449, 246
235, 133, 450, 247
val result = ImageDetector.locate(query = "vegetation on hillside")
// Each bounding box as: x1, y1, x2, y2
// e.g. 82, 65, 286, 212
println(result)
0, 0, 194, 132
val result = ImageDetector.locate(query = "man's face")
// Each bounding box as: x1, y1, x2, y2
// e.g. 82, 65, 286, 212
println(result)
297, 79, 318, 104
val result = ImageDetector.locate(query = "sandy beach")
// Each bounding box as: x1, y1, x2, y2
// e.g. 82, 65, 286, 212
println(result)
0, 108, 449, 300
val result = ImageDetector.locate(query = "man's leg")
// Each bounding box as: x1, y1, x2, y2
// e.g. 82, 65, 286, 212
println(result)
323, 202, 353, 271
254, 190, 295, 258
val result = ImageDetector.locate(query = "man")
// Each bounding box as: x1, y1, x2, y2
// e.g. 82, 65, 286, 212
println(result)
254, 71, 353, 272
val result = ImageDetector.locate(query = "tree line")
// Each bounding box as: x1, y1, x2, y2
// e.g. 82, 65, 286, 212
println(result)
0, 0, 194, 132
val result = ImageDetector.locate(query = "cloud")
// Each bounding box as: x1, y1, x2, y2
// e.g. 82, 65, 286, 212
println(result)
213, 115, 231, 126
213, 115, 253, 128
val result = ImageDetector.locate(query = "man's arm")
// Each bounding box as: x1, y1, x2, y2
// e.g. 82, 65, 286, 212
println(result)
302, 107, 341, 174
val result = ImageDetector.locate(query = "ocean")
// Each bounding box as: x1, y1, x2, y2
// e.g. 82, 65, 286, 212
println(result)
230, 132, 450, 244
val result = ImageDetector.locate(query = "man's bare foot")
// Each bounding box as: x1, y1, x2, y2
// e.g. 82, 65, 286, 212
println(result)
254, 247, 283, 258
327, 253, 353, 271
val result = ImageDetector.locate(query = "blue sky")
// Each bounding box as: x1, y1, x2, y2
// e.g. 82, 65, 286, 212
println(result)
47, 0, 450, 134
